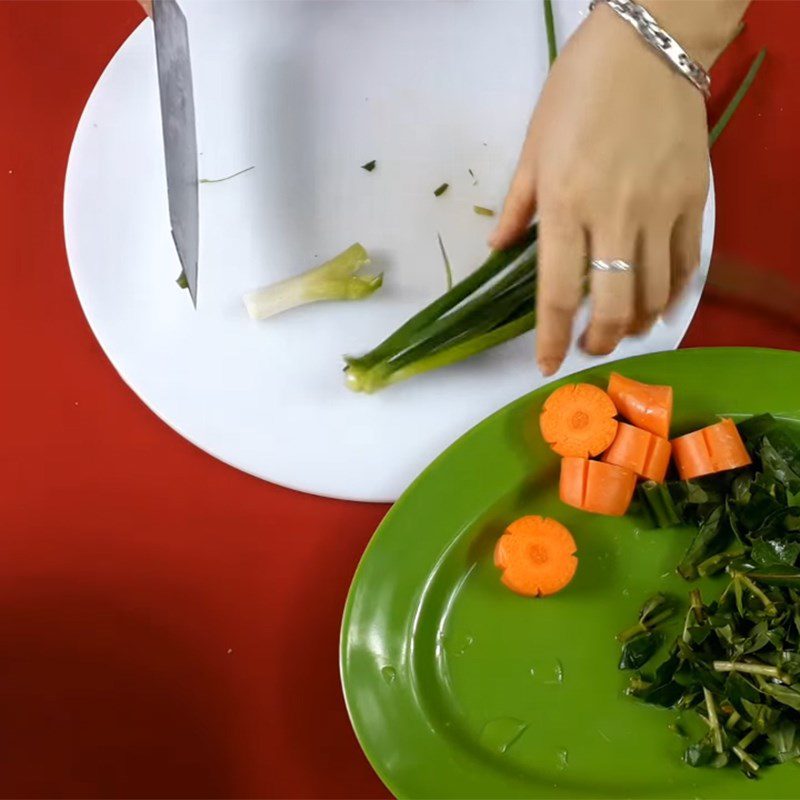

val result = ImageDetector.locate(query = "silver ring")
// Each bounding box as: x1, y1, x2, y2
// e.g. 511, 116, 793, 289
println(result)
591, 259, 634, 274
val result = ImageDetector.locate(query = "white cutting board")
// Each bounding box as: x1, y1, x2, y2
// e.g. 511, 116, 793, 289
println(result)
64, 0, 714, 502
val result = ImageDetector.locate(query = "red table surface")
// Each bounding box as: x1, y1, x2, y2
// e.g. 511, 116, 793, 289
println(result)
1, 2, 798, 797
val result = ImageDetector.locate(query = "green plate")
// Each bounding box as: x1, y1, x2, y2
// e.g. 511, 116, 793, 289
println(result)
341, 348, 800, 799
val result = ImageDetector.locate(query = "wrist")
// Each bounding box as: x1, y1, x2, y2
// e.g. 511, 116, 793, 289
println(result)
641, 0, 750, 68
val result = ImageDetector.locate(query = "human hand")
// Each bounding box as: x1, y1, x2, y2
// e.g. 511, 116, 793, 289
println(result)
492, 2, 744, 376
138, 0, 152, 17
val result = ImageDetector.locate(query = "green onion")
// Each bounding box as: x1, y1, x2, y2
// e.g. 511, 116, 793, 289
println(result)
344, 226, 536, 377
176, 271, 189, 290
709, 48, 766, 147
437, 232, 454, 290
543, 0, 558, 67
361, 160, 377, 172
473, 205, 495, 217
341, 33, 765, 391
244, 243, 381, 320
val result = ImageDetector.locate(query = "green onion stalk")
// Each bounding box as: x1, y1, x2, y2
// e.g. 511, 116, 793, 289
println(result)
343, 36, 765, 393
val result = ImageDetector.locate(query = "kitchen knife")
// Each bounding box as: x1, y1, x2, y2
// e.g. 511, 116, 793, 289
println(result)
152, 0, 199, 306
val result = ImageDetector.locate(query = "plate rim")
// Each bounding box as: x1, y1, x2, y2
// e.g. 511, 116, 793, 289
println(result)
340, 346, 800, 798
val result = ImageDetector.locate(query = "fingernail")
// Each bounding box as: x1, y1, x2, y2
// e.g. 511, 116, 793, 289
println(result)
538, 358, 560, 377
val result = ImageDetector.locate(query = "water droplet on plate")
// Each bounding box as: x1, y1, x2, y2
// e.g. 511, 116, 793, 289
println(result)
622, 587, 630, 597
445, 633, 475, 657
479, 717, 528, 754
555, 659, 564, 683
557, 748, 569, 770
529, 667, 536, 678
381, 666, 396, 684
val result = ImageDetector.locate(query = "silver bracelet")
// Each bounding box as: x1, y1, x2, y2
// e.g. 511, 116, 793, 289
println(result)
589, 0, 711, 98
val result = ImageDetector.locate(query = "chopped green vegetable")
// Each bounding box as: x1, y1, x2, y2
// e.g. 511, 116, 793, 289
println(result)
176, 271, 189, 289
638, 480, 681, 528
199, 165, 254, 184
361, 160, 377, 172
618, 593, 677, 645
243, 243, 382, 320
436, 232, 454, 291
622, 416, 800, 777
433, 182, 449, 197
473, 206, 495, 217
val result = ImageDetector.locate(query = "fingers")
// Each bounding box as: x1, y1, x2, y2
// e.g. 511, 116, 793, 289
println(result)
491, 169, 537, 251
631, 224, 671, 333
582, 227, 636, 356
669, 206, 704, 305
535, 214, 587, 376
139, 0, 153, 16
490, 129, 539, 251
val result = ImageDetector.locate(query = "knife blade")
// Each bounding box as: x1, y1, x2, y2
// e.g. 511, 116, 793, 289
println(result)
152, 0, 199, 306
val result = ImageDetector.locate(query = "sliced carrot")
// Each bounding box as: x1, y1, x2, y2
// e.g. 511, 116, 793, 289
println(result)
607, 373, 673, 439
706, 418, 752, 472
559, 456, 588, 510
602, 422, 672, 483
672, 418, 752, 480
493, 516, 578, 597
539, 383, 618, 458
560, 457, 637, 517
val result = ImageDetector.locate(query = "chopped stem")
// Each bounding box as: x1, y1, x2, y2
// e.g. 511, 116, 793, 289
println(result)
738, 729, 759, 750
682, 605, 696, 644
726, 710, 741, 730
708, 48, 766, 147
690, 589, 705, 622
733, 746, 760, 772
703, 688, 724, 754
639, 481, 681, 527
543, 0, 558, 66
737, 573, 777, 615
713, 660, 786, 680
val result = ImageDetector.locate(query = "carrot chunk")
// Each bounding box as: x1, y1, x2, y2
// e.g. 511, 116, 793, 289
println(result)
602, 422, 672, 483
560, 458, 637, 517
672, 418, 752, 480
493, 516, 578, 597
539, 383, 618, 458
607, 373, 673, 439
